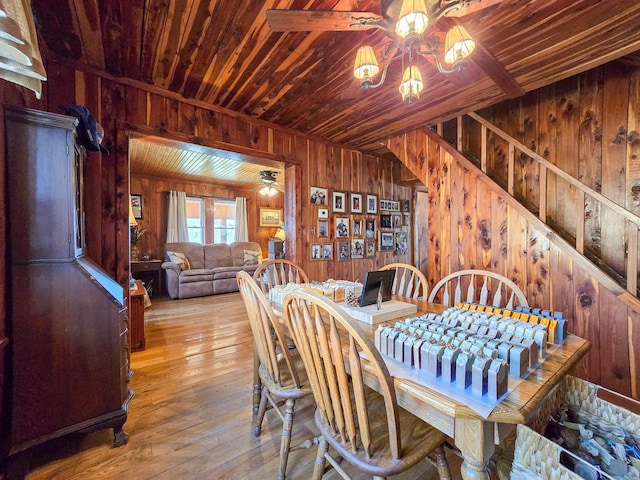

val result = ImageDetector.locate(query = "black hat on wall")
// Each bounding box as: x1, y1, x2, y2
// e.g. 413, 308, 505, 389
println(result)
60, 104, 109, 154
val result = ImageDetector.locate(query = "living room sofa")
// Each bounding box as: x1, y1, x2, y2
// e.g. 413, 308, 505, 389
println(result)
162, 241, 263, 299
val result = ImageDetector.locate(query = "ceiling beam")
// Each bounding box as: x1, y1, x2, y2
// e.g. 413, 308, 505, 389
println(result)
444, 17, 525, 98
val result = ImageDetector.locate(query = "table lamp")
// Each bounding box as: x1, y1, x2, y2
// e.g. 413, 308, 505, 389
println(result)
129, 197, 137, 226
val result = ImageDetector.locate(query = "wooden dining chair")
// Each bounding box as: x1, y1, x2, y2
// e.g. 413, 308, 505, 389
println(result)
236, 271, 312, 480
427, 269, 529, 310
378, 263, 428, 300
282, 289, 451, 480
253, 259, 310, 294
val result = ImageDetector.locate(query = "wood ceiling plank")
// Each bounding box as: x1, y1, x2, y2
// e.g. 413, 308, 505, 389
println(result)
151, 0, 189, 89
183, 0, 258, 100
71, 0, 106, 69
32, 0, 84, 61
30, 0, 640, 157
129, 136, 284, 185
140, 0, 171, 84
167, 0, 221, 93
195, 0, 360, 104
98, 0, 144, 78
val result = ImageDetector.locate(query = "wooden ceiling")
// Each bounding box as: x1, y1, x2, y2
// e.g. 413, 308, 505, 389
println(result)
129, 135, 285, 187
32, 0, 640, 165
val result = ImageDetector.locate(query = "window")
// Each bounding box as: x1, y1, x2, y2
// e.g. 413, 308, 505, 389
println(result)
213, 199, 236, 244
186, 197, 204, 243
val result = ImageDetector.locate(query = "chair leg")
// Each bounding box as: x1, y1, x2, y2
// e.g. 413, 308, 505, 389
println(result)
252, 349, 261, 415
432, 445, 452, 480
277, 398, 296, 480
254, 386, 269, 437
312, 438, 329, 480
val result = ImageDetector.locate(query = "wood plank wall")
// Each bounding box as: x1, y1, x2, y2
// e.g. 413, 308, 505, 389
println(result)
0, 59, 413, 291
463, 61, 640, 289
388, 100, 640, 400
129, 175, 283, 261
389, 128, 639, 398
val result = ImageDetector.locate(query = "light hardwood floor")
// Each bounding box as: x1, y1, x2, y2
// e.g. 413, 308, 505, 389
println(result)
25, 293, 462, 480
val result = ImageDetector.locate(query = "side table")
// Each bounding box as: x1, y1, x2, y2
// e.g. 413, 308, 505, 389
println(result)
128, 280, 145, 352
131, 259, 163, 297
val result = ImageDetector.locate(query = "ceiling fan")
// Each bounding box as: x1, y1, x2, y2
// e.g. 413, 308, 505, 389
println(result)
266, 0, 504, 103
251, 170, 284, 196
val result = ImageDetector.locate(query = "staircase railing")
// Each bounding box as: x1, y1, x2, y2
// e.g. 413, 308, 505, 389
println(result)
441, 113, 640, 296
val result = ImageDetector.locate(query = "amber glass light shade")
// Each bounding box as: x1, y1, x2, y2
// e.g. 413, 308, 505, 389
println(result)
399, 65, 423, 103
444, 25, 475, 65
395, 0, 429, 38
353, 45, 380, 81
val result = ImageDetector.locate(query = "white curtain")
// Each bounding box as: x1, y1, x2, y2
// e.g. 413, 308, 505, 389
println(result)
0, 0, 47, 98
235, 197, 248, 242
166, 191, 189, 242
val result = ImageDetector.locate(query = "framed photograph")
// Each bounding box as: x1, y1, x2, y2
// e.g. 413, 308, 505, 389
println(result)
335, 217, 349, 238
365, 240, 376, 258
131, 193, 143, 220
350, 192, 363, 213
337, 241, 350, 261
352, 219, 362, 237
259, 207, 282, 227
366, 194, 378, 214
351, 239, 364, 259
381, 199, 399, 211
393, 213, 402, 229
321, 243, 333, 259
404, 214, 411, 227
395, 232, 408, 255
318, 208, 329, 219
380, 232, 395, 251
332, 191, 346, 213
365, 219, 376, 238
403, 199, 410, 213
311, 243, 322, 260
318, 220, 328, 237
310, 186, 328, 205
380, 214, 392, 229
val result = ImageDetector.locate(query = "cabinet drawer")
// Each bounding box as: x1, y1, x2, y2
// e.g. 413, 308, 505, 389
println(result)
132, 261, 161, 272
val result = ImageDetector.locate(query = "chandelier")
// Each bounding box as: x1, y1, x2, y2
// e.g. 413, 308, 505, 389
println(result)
353, 0, 476, 103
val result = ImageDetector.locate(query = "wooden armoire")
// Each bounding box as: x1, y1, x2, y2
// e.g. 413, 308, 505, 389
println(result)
1, 106, 131, 477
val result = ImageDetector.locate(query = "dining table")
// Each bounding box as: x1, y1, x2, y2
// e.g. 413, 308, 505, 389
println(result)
262, 293, 591, 480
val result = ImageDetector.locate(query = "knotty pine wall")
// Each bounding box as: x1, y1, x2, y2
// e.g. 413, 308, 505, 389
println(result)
465, 60, 640, 288
129, 175, 283, 260
388, 59, 640, 398
388, 127, 640, 400
0, 59, 412, 290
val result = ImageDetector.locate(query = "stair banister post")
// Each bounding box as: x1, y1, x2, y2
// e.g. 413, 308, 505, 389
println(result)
627, 220, 638, 295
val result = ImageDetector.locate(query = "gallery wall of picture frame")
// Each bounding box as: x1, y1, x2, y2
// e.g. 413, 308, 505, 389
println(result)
308, 186, 412, 260
377, 197, 411, 256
